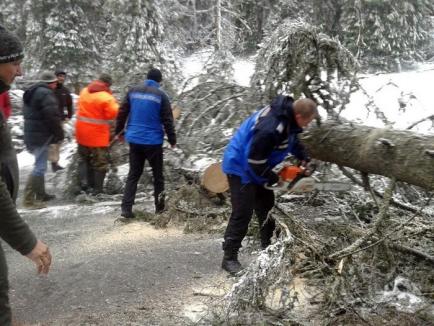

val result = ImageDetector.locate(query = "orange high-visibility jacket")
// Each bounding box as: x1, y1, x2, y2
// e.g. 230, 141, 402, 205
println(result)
75, 80, 119, 147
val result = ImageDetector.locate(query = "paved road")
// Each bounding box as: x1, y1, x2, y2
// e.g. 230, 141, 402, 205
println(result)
5, 197, 240, 325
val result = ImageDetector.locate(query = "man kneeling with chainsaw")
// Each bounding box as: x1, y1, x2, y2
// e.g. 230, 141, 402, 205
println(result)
221, 95, 318, 275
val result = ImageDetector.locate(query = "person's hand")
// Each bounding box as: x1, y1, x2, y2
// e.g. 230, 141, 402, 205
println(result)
25, 240, 52, 274
303, 160, 317, 176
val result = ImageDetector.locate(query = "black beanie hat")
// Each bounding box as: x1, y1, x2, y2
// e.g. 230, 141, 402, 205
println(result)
147, 68, 162, 83
0, 25, 24, 64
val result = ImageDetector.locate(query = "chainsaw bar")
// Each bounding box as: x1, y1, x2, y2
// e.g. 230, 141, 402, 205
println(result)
288, 177, 352, 193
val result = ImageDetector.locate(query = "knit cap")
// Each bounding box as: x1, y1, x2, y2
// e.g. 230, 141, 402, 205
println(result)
147, 68, 162, 83
0, 25, 24, 64
39, 71, 58, 83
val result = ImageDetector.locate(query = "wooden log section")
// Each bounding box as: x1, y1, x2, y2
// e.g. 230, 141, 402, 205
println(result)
300, 121, 434, 190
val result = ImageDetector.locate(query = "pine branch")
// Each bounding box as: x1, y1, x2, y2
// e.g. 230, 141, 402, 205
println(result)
389, 243, 434, 265
329, 178, 396, 260
339, 166, 432, 216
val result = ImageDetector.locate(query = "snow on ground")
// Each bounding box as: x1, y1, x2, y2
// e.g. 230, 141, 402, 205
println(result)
182, 50, 433, 133
344, 63, 434, 133
233, 57, 255, 87
180, 48, 255, 89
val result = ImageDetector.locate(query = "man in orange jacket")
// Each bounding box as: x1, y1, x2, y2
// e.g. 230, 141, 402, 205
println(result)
75, 74, 119, 194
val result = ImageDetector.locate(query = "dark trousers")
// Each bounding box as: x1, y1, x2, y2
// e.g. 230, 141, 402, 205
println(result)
223, 175, 276, 251
121, 143, 164, 212
0, 243, 11, 326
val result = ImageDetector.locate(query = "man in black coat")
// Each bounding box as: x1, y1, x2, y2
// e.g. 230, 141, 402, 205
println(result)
0, 25, 52, 326
48, 69, 73, 172
23, 71, 64, 208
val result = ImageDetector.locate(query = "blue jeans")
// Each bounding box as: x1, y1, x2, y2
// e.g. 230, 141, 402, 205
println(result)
31, 146, 49, 177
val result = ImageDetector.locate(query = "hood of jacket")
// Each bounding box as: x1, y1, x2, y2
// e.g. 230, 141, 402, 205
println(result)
87, 80, 112, 94
23, 82, 51, 105
269, 95, 302, 133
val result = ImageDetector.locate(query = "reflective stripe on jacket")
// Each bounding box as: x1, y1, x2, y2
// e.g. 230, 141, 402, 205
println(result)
76, 81, 119, 147
222, 95, 307, 185
117, 79, 176, 146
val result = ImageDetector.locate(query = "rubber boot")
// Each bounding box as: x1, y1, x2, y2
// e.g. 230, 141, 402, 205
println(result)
155, 192, 165, 214
221, 248, 243, 275
23, 175, 46, 209
35, 175, 55, 201
51, 162, 64, 172
78, 161, 90, 192
92, 170, 106, 195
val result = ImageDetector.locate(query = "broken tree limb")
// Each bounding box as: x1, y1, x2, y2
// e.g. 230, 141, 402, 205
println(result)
338, 166, 432, 216
300, 121, 434, 190
329, 178, 396, 260
388, 243, 434, 265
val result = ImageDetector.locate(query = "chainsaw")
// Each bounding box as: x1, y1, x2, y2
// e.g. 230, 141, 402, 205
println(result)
265, 163, 352, 193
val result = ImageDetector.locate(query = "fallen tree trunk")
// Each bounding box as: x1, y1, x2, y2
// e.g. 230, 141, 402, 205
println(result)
300, 121, 434, 190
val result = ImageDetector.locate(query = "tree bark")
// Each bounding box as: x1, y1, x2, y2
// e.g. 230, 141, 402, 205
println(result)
300, 121, 434, 190
215, 0, 222, 50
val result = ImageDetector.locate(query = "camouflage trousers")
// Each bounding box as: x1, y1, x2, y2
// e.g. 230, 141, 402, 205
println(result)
77, 145, 110, 172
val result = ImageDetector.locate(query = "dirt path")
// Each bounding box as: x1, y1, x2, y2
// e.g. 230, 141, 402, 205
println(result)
6, 195, 240, 325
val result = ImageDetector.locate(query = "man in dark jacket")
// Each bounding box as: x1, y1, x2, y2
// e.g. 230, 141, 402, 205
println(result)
221, 95, 318, 274
23, 71, 64, 209
0, 24, 52, 326
48, 69, 73, 172
116, 68, 176, 217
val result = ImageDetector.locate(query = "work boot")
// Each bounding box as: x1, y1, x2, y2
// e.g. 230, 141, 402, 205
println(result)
23, 175, 46, 209
155, 192, 165, 214
51, 162, 64, 172
92, 170, 106, 195
221, 249, 243, 275
35, 175, 55, 201
121, 207, 135, 219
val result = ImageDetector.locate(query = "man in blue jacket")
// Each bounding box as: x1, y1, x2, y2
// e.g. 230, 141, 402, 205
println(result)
116, 68, 176, 217
221, 95, 318, 274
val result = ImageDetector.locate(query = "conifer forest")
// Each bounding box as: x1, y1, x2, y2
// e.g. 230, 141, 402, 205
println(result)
1, 0, 434, 325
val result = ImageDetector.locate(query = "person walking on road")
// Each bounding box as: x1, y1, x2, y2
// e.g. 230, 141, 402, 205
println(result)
0, 24, 52, 326
75, 73, 119, 195
116, 68, 176, 218
221, 95, 318, 275
48, 68, 73, 172
23, 71, 64, 209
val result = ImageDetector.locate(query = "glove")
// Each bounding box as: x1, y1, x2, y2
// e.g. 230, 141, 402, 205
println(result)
264, 172, 279, 188
304, 160, 317, 176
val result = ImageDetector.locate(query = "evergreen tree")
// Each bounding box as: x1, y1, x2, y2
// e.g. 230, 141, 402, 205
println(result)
264, 0, 434, 71
340, 0, 434, 71
252, 20, 358, 115
24, 0, 102, 91
105, 0, 179, 90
